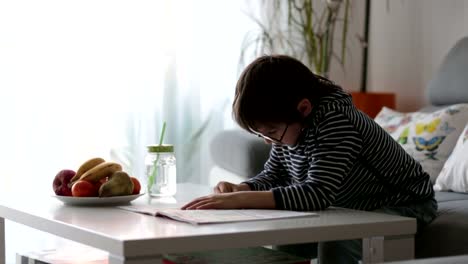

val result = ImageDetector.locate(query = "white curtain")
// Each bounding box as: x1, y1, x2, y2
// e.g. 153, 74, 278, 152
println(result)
0, 0, 259, 193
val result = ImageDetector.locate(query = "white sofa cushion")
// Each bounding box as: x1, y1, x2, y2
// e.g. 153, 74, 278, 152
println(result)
434, 124, 468, 192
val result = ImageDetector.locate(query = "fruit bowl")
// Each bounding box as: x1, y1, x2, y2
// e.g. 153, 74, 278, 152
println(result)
53, 193, 144, 206
52, 157, 143, 205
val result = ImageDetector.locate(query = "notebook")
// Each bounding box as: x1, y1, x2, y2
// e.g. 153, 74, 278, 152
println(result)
118, 205, 318, 225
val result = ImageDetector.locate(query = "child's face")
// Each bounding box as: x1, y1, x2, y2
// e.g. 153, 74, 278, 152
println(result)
254, 122, 304, 146
253, 98, 312, 146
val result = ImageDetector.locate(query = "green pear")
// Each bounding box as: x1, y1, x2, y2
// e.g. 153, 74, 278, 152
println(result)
99, 171, 134, 197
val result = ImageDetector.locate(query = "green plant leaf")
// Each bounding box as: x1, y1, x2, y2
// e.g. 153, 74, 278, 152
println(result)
240, 0, 351, 75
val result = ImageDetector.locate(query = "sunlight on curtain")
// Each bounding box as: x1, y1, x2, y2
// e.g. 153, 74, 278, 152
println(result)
0, 0, 258, 193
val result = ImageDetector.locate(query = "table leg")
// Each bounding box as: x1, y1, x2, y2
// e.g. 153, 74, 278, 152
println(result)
362, 235, 414, 263
0, 218, 4, 264
108, 254, 163, 264
362, 236, 383, 263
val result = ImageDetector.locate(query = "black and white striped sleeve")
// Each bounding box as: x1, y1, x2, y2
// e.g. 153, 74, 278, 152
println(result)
272, 111, 363, 211
242, 145, 290, 191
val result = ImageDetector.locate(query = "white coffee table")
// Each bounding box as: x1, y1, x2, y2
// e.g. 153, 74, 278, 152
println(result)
0, 183, 416, 264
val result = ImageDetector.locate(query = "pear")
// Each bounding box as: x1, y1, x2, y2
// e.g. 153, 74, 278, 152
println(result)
99, 171, 134, 197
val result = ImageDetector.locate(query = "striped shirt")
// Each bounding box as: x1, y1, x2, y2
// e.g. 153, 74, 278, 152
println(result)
243, 90, 434, 211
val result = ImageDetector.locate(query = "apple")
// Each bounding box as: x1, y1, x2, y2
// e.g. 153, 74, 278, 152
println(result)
93, 177, 108, 193
53, 169, 76, 196
72, 180, 98, 197
130, 177, 141, 195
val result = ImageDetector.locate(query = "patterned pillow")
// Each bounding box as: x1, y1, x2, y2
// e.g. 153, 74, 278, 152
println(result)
374, 104, 468, 183
434, 124, 468, 192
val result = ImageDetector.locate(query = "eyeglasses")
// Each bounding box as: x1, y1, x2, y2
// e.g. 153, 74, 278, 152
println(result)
253, 124, 289, 144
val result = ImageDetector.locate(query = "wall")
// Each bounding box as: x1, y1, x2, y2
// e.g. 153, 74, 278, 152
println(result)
329, 0, 366, 92
367, 0, 468, 111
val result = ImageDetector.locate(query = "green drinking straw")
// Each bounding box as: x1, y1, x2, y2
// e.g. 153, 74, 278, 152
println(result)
147, 121, 166, 193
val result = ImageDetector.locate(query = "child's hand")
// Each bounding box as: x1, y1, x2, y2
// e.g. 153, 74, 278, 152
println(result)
214, 181, 251, 193
181, 193, 246, 210
181, 191, 275, 210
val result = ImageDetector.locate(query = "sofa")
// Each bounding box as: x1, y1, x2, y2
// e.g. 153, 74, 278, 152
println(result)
209, 36, 468, 259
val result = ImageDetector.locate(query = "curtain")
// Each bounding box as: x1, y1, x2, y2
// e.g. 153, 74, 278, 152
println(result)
0, 0, 258, 193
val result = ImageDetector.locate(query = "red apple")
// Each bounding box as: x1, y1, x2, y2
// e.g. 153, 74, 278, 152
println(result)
130, 177, 141, 195
93, 177, 107, 193
72, 180, 98, 197
53, 169, 76, 196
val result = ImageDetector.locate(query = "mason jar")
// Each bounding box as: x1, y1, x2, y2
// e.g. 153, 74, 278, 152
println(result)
145, 144, 177, 197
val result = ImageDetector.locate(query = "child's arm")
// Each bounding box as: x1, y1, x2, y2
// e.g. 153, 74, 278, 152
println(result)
241, 145, 290, 191
270, 111, 363, 211
214, 181, 251, 193
181, 191, 275, 210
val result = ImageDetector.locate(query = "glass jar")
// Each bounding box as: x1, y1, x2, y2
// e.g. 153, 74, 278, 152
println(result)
145, 144, 177, 197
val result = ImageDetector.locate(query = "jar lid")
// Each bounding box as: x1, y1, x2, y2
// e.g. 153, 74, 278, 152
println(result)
147, 144, 174, 153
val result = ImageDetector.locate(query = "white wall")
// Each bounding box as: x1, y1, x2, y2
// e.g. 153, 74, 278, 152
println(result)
368, 0, 468, 111
329, 0, 366, 92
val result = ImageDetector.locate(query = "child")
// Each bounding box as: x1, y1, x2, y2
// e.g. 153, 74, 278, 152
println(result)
182, 55, 437, 263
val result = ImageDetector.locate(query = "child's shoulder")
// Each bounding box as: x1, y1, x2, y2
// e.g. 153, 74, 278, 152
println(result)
313, 100, 354, 122
314, 89, 369, 119
319, 90, 353, 109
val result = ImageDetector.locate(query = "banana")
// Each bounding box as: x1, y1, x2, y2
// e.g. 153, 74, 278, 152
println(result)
70, 157, 106, 184
79, 162, 122, 183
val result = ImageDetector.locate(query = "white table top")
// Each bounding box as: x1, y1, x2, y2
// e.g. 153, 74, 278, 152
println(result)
0, 183, 416, 258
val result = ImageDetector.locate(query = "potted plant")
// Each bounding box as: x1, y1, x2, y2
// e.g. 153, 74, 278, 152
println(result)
240, 0, 351, 77
241, 0, 395, 118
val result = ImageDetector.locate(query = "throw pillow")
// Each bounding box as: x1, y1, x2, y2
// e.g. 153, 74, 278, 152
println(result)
374, 104, 468, 183
434, 124, 468, 192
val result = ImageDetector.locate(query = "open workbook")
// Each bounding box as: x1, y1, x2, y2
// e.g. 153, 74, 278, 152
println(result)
118, 205, 318, 225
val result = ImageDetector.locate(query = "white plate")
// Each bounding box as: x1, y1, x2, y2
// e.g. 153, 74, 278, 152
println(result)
53, 193, 144, 206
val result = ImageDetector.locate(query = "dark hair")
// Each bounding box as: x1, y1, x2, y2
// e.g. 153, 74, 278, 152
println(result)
233, 55, 342, 133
